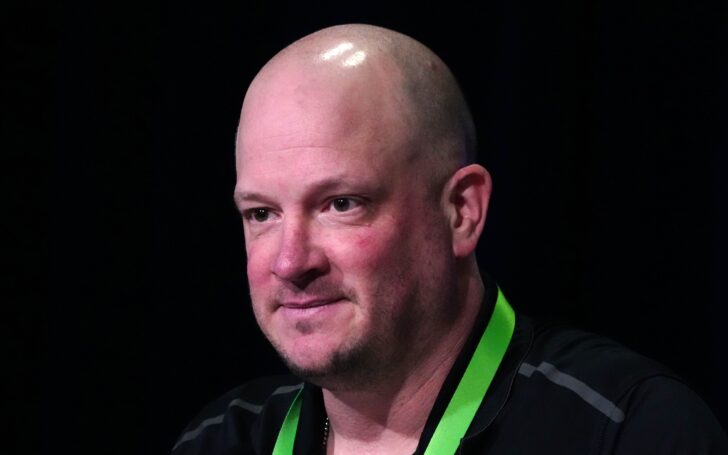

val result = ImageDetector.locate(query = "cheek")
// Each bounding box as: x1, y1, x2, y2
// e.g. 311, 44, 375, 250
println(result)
332, 221, 413, 280
353, 232, 375, 250
244, 239, 274, 293
341, 206, 451, 288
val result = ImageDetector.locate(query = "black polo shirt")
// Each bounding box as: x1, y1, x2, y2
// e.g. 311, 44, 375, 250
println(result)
172, 284, 728, 454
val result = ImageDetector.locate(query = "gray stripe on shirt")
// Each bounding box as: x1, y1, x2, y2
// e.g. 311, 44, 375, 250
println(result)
519, 361, 625, 423
172, 383, 303, 451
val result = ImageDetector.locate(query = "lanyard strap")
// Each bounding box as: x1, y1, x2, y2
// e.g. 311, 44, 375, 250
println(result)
272, 385, 304, 454
272, 288, 516, 455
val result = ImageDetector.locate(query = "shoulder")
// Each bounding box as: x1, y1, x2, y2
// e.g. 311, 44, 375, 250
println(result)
521, 322, 674, 399
605, 374, 728, 453
171, 375, 303, 455
508, 321, 728, 453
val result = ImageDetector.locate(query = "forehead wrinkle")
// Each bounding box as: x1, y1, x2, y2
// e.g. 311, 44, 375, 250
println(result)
239, 97, 411, 172
240, 101, 393, 166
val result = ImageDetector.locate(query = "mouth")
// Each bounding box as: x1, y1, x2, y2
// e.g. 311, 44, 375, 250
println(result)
279, 298, 345, 309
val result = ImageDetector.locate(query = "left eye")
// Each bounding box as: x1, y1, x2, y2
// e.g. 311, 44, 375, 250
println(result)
330, 197, 360, 212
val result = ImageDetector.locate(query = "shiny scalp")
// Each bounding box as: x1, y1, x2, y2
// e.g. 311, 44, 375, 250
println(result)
238, 24, 477, 194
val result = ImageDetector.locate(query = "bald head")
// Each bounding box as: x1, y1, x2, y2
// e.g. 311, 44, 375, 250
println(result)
237, 24, 476, 190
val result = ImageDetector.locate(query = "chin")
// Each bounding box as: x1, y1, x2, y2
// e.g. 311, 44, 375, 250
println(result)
276, 349, 339, 388
277, 337, 382, 390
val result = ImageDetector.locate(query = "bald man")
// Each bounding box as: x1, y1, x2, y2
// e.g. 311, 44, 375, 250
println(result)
172, 25, 727, 454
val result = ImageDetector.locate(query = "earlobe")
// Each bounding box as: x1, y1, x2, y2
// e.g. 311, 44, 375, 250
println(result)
444, 164, 492, 258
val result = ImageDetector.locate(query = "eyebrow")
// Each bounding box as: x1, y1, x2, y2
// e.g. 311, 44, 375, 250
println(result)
234, 191, 268, 203
233, 191, 275, 210
233, 176, 382, 208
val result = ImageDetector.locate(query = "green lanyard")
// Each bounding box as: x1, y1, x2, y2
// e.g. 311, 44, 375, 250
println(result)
272, 288, 516, 455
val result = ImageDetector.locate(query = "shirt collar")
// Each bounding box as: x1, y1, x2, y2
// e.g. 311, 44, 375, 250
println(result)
414, 276, 533, 452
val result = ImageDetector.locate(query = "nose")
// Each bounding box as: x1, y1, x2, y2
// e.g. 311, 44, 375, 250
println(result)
270, 216, 328, 288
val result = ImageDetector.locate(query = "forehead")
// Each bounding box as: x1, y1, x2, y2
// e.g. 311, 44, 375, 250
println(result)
236, 59, 416, 180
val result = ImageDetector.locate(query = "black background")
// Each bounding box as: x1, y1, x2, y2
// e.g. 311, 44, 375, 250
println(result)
8, 0, 727, 453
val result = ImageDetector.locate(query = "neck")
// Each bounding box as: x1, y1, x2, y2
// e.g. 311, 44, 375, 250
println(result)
323, 267, 485, 454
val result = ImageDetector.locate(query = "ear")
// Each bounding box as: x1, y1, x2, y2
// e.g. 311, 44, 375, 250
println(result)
442, 164, 492, 258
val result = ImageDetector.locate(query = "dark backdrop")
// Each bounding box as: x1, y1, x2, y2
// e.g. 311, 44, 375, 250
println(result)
9, 0, 726, 453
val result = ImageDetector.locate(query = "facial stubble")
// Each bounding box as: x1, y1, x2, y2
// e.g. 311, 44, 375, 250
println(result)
263, 280, 424, 391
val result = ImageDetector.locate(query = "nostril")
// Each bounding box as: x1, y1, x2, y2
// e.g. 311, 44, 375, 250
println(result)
271, 247, 330, 289
272, 251, 329, 287
288, 269, 326, 290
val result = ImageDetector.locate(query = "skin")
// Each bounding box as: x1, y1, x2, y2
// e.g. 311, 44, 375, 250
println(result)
234, 24, 493, 453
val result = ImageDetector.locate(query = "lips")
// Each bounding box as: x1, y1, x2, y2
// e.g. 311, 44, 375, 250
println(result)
279, 297, 344, 309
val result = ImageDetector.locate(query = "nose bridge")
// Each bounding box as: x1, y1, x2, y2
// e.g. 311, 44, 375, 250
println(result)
271, 212, 323, 282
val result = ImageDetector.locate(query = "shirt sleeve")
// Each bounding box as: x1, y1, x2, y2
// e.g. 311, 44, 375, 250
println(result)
607, 376, 728, 454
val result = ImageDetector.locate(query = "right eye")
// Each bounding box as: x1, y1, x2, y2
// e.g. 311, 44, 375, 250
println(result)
245, 208, 273, 223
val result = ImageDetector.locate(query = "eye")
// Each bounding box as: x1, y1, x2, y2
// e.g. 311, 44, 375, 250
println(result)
330, 197, 361, 212
245, 207, 273, 223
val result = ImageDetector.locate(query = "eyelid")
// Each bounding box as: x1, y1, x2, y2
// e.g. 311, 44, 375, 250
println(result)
323, 196, 368, 214
240, 195, 369, 223
328, 195, 362, 205
242, 206, 279, 223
